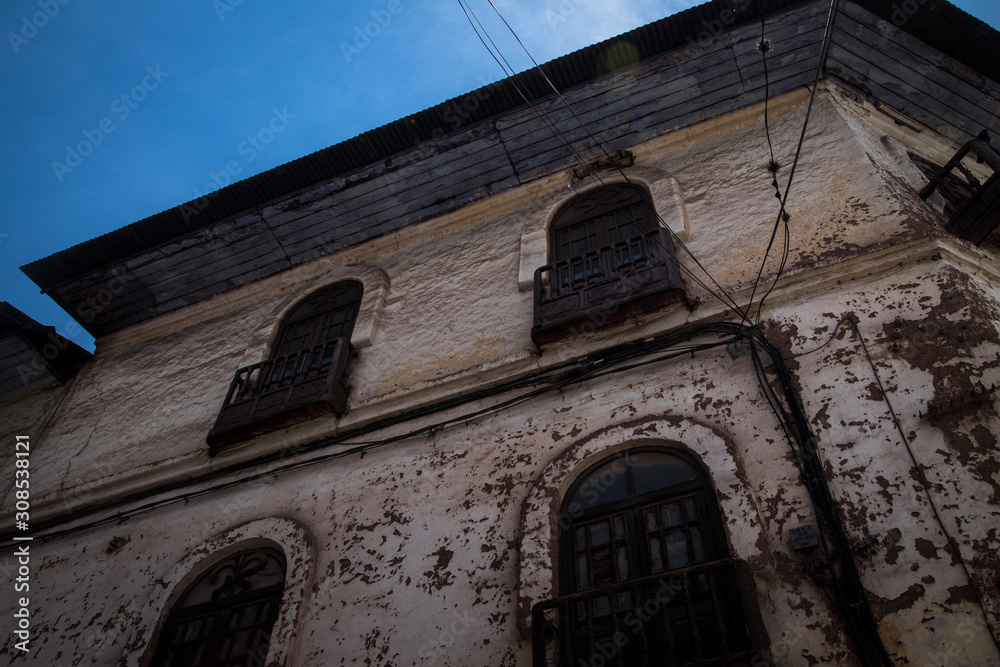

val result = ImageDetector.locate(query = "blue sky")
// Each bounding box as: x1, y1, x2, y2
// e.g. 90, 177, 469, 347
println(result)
2, 0, 998, 351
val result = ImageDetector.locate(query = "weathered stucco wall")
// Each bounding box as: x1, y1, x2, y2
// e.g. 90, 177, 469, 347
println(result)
2, 83, 999, 666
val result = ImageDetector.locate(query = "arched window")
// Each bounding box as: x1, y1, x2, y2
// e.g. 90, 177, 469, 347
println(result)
208, 282, 363, 453
150, 549, 286, 667
533, 185, 685, 345
272, 281, 362, 359
550, 184, 655, 285
532, 448, 766, 666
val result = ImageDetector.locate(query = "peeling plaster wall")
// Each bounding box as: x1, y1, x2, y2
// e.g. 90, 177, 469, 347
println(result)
2, 86, 1000, 666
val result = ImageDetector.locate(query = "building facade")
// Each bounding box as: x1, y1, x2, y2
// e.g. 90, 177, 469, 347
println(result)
2, 0, 1000, 665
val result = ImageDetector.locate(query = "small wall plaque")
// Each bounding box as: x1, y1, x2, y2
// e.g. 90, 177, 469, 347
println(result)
790, 524, 819, 550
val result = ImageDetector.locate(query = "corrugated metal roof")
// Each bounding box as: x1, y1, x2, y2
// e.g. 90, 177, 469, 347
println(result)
20, 0, 1000, 291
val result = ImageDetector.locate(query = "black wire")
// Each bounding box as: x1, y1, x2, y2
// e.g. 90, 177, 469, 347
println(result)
746, 327, 893, 666
480, 0, 753, 325
752, 0, 840, 323
0, 321, 745, 549
847, 317, 1000, 654
789, 316, 846, 358
456, 0, 587, 177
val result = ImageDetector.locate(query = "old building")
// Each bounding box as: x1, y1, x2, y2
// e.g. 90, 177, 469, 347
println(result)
2, 0, 1000, 665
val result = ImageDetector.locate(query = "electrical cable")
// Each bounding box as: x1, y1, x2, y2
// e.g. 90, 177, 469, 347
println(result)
0, 321, 745, 549
788, 316, 846, 358
750, 0, 840, 323
847, 317, 1000, 654
456, 0, 589, 182
459, 11, 892, 659
478, 0, 753, 325
745, 326, 894, 666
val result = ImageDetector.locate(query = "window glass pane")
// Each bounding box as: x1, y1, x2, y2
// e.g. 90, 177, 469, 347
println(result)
184, 620, 201, 642
592, 595, 611, 618
649, 536, 664, 573
631, 452, 698, 495
661, 503, 682, 527
665, 531, 689, 569
691, 526, 705, 564
612, 516, 626, 540
577, 554, 590, 590
589, 521, 611, 546
616, 546, 630, 580
568, 460, 628, 509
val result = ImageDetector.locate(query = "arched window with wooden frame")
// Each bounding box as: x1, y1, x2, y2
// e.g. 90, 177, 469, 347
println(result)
531, 448, 769, 666
271, 281, 362, 360
150, 549, 286, 667
533, 184, 686, 345
208, 281, 362, 453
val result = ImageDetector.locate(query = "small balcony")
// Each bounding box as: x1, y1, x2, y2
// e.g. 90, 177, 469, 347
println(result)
532, 229, 686, 345
919, 132, 1000, 244
207, 338, 353, 454
531, 559, 769, 667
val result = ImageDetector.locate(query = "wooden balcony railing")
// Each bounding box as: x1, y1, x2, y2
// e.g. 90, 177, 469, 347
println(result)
532, 229, 686, 345
531, 559, 770, 667
919, 133, 1000, 244
207, 338, 353, 454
